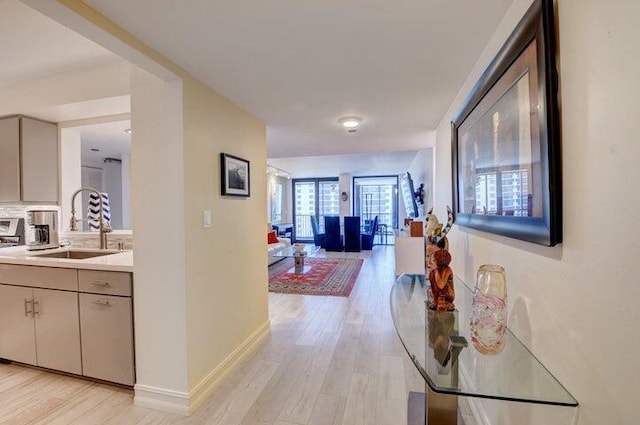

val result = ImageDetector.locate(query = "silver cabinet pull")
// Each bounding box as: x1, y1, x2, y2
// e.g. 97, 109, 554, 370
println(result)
24, 299, 33, 317
33, 300, 39, 316
90, 281, 110, 287
91, 299, 110, 306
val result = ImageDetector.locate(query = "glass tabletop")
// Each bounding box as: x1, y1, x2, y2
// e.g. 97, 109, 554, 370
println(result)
270, 244, 321, 258
390, 274, 578, 406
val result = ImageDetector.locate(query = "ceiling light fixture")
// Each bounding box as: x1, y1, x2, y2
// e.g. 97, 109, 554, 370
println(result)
338, 116, 363, 133
338, 116, 362, 129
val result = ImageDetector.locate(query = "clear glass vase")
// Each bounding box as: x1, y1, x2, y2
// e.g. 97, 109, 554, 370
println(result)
470, 264, 507, 354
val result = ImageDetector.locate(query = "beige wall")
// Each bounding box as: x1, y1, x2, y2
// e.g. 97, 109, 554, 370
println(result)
182, 76, 268, 390
434, 0, 640, 424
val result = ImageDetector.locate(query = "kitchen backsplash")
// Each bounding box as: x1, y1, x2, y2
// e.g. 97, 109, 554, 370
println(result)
0, 205, 62, 219
1, 205, 133, 250
60, 231, 134, 250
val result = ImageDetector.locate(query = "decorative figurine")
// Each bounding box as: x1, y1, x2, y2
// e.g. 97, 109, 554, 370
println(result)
428, 249, 455, 311
425, 206, 454, 247
424, 206, 454, 272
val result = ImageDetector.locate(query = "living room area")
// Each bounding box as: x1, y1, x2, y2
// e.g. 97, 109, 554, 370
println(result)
1, 0, 635, 424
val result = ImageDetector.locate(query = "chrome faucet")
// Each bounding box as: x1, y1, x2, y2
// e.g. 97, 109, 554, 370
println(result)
70, 187, 112, 249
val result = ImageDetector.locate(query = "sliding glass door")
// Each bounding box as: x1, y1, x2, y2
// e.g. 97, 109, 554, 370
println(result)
293, 178, 339, 241
353, 175, 398, 245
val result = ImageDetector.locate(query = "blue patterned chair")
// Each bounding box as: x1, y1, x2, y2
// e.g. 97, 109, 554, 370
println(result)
361, 215, 378, 250
310, 216, 325, 248
324, 216, 344, 251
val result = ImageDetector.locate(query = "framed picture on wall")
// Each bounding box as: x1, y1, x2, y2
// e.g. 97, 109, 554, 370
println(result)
451, 0, 561, 246
220, 153, 250, 197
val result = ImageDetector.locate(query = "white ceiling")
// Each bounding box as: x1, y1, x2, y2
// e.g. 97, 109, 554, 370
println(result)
0, 0, 117, 88
77, 119, 131, 167
269, 150, 422, 179
0, 0, 130, 164
83, 0, 514, 159
2, 0, 515, 176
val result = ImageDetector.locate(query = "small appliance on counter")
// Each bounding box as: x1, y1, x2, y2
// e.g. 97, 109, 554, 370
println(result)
0, 217, 25, 248
26, 208, 60, 250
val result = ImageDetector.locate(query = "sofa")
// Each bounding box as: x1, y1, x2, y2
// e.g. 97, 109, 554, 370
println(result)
267, 231, 291, 265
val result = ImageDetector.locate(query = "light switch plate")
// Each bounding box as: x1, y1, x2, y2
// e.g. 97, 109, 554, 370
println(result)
203, 210, 212, 228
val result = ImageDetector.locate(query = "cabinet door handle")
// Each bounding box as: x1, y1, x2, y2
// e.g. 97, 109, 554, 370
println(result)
24, 299, 33, 317
91, 299, 110, 306
90, 281, 110, 287
32, 300, 39, 316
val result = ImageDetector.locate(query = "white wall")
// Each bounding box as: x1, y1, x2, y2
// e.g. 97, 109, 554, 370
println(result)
130, 67, 190, 411
433, 1, 640, 424
339, 173, 351, 217
60, 127, 82, 229
267, 173, 291, 224
102, 159, 123, 229
407, 148, 434, 216
121, 153, 131, 229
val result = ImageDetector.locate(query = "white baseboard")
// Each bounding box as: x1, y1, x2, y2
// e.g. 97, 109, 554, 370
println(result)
188, 320, 271, 412
134, 320, 271, 415
133, 384, 190, 415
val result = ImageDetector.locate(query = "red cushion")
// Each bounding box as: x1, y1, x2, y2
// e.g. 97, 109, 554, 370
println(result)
267, 231, 279, 244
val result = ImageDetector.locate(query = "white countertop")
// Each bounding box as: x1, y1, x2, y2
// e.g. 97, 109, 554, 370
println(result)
0, 246, 133, 272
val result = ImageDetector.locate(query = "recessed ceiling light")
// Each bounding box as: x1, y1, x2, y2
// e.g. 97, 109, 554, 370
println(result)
124, 128, 132, 134
338, 116, 362, 129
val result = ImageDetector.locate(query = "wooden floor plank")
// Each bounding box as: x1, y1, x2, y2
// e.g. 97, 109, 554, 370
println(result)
0, 246, 429, 425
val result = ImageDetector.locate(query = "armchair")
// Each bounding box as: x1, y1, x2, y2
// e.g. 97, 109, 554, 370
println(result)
310, 216, 325, 247
361, 215, 379, 250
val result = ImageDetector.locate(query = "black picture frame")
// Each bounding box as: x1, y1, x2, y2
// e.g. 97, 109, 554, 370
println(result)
220, 153, 250, 197
451, 0, 561, 246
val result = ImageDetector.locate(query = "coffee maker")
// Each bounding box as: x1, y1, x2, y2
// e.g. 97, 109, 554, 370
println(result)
26, 209, 60, 250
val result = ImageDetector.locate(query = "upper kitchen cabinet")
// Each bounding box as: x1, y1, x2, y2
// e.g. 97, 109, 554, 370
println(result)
0, 115, 59, 203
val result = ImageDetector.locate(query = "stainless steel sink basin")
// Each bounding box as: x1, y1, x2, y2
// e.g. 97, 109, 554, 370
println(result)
29, 249, 121, 259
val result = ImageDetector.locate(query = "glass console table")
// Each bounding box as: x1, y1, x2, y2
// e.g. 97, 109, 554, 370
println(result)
390, 274, 578, 424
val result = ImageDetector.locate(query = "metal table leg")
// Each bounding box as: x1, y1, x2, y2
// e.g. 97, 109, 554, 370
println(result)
407, 387, 458, 425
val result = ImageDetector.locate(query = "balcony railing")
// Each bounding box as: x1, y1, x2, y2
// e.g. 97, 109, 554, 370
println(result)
293, 213, 395, 245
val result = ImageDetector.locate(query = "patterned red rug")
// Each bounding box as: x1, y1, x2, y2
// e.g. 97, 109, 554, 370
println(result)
268, 257, 363, 297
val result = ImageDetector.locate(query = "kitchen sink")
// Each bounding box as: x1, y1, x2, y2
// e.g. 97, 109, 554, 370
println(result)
29, 249, 121, 259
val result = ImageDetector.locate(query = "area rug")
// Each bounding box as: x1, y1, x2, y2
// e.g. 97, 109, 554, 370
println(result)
268, 257, 363, 297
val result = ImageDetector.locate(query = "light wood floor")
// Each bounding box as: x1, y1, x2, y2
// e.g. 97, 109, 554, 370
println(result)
0, 246, 472, 425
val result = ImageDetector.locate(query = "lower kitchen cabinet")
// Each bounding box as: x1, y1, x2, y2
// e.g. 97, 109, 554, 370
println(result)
79, 293, 135, 385
0, 284, 81, 374
0, 265, 134, 386
33, 288, 81, 374
0, 285, 37, 365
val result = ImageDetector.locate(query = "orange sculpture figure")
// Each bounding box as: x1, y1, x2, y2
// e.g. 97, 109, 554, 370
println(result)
428, 249, 455, 311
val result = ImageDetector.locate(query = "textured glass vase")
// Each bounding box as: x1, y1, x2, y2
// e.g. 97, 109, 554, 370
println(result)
470, 265, 507, 354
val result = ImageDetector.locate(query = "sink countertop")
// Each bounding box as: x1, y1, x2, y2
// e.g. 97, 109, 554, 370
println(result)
0, 246, 133, 272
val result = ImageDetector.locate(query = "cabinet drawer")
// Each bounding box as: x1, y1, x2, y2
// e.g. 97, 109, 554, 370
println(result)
0, 264, 77, 291
78, 270, 131, 296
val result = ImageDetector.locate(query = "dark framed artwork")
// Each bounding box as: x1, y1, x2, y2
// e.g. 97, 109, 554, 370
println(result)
220, 153, 250, 197
451, 0, 561, 246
